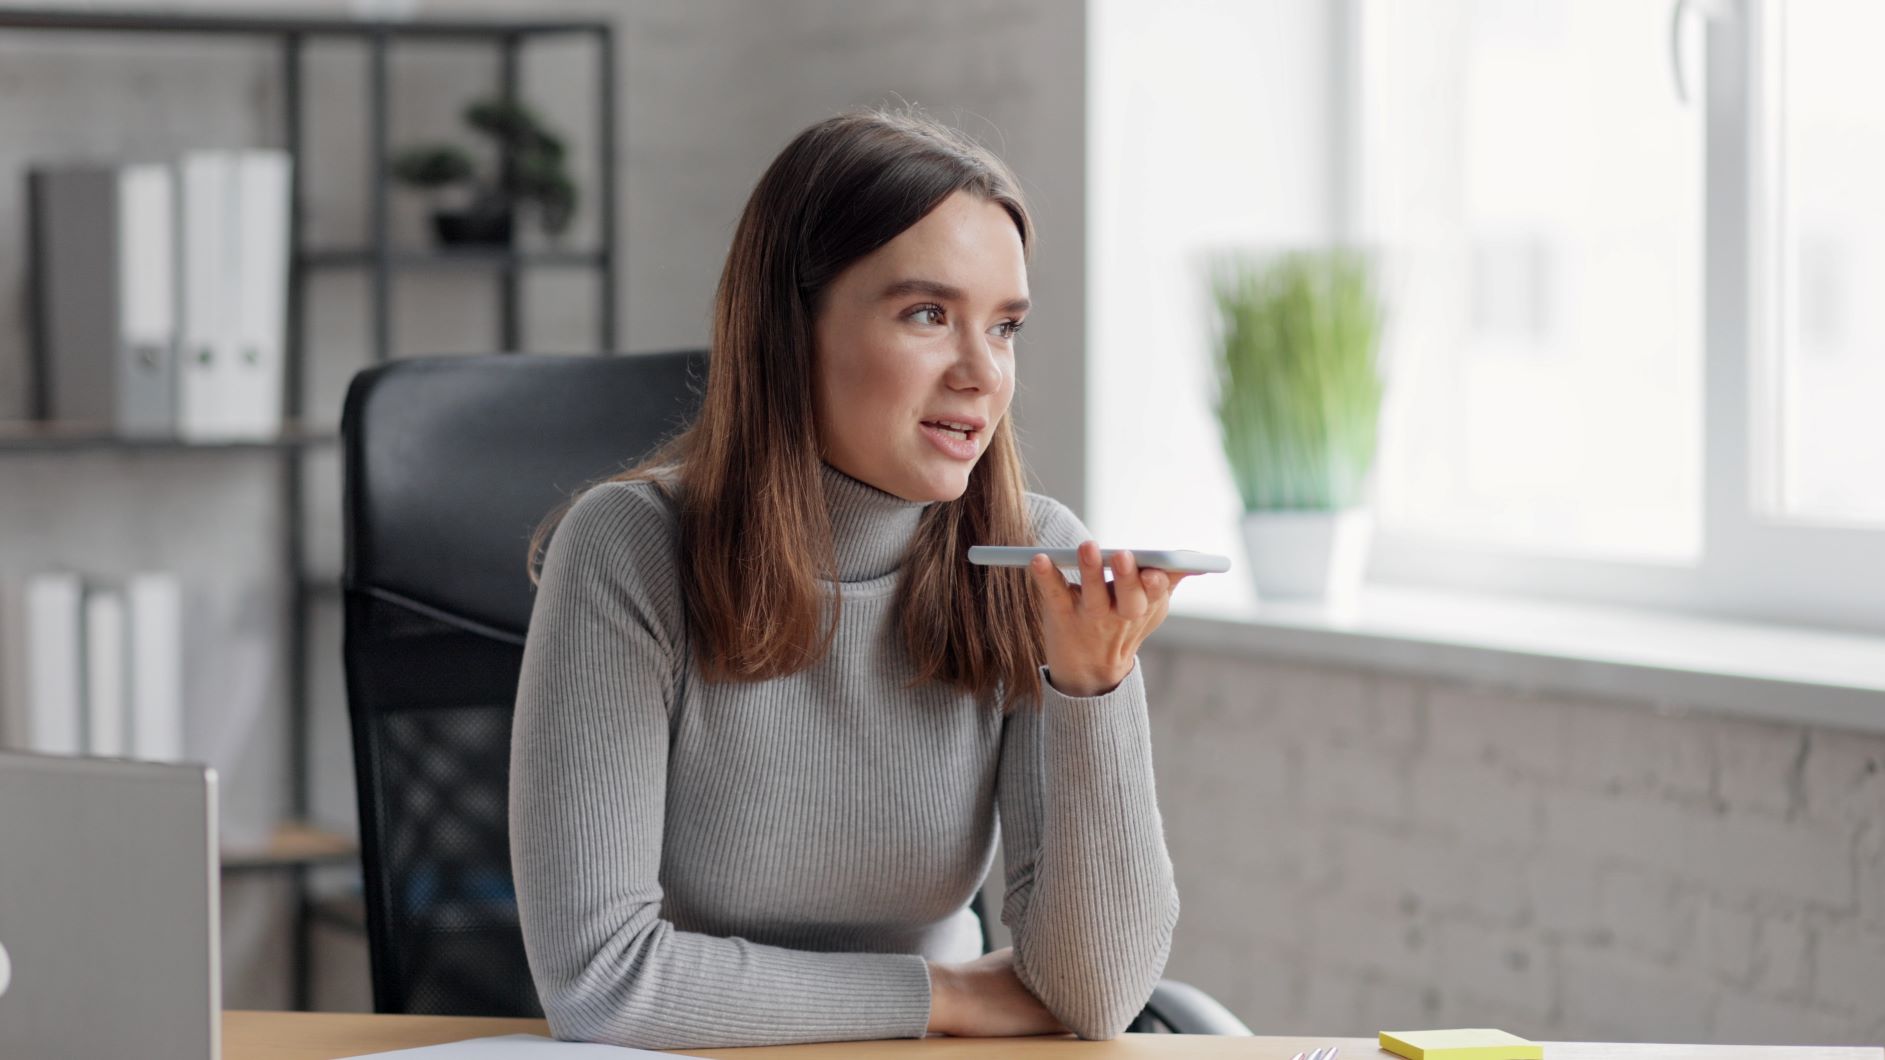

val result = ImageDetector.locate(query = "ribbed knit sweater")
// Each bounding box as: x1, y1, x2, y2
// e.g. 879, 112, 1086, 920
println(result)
508, 459, 1179, 1049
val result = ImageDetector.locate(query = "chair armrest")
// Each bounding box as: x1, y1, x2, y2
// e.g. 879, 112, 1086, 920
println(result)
1143, 978, 1253, 1035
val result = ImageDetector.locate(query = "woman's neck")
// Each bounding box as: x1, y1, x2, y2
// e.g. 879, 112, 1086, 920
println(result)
817, 459, 931, 583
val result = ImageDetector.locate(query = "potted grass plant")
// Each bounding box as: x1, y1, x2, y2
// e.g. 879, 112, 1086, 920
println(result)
1208, 247, 1387, 606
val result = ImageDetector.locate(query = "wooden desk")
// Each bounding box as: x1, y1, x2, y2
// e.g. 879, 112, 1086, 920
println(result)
225, 1012, 1883, 1059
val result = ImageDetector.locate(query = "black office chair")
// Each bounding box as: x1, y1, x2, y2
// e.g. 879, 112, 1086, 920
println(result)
339, 351, 1250, 1035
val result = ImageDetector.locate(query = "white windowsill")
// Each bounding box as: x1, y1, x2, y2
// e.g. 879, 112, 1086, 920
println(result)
1157, 583, 1885, 736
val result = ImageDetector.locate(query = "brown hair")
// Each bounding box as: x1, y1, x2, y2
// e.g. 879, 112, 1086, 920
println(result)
527, 105, 1048, 714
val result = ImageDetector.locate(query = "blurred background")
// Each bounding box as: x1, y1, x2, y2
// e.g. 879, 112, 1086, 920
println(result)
1, 0, 1882, 1048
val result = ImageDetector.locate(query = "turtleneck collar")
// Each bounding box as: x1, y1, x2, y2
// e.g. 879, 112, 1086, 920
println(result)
818, 459, 932, 583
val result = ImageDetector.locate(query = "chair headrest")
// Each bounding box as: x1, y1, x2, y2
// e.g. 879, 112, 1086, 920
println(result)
340, 351, 707, 638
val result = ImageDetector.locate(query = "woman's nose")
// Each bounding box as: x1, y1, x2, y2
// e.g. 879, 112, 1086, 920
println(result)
951, 329, 1004, 389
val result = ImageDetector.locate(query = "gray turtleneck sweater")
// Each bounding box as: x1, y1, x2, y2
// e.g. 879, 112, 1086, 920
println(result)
509, 460, 1178, 1049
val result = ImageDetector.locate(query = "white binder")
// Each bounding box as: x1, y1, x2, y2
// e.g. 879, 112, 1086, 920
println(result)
82, 582, 128, 758
10, 573, 85, 755
177, 150, 233, 441
126, 572, 185, 763
227, 150, 290, 439
117, 163, 178, 435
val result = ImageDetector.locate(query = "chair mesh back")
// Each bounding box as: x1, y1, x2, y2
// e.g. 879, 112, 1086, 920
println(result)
340, 351, 707, 1017
347, 594, 536, 1015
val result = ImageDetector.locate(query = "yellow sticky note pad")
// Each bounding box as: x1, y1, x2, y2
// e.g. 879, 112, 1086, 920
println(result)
1379, 1028, 1543, 1060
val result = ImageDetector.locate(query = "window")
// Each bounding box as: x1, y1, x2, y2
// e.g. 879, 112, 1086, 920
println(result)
1763, 0, 1885, 525
1357, 0, 1705, 564
1089, 0, 1885, 634
1087, 0, 1336, 620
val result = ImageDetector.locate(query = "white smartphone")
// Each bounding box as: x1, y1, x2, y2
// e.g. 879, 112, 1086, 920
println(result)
967, 546, 1232, 575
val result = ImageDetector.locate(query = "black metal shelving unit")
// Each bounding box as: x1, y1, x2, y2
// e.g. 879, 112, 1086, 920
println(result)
0, 6, 619, 1011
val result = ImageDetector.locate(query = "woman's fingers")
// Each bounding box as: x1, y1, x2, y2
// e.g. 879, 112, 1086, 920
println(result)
1030, 552, 1073, 613
1077, 541, 1110, 614
1114, 548, 1149, 618
1033, 543, 1194, 617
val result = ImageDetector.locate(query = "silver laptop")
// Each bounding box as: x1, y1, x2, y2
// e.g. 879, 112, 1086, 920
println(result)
0, 751, 220, 1060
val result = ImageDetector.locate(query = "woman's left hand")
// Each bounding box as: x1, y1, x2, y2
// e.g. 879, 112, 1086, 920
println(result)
1028, 540, 1192, 697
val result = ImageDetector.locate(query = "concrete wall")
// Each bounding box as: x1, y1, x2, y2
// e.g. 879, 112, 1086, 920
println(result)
0, 0, 1086, 1012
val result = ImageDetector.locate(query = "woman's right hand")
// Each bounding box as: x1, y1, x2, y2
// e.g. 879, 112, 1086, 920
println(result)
927, 947, 1070, 1038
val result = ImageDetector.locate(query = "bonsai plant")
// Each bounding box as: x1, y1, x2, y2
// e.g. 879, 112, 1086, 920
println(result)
391, 96, 578, 247
1208, 247, 1387, 605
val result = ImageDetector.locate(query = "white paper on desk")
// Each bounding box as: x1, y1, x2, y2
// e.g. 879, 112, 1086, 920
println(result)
343, 1034, 680, 1059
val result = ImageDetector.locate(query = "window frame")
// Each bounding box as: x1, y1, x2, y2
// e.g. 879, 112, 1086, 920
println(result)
1344, 0, 1885, 636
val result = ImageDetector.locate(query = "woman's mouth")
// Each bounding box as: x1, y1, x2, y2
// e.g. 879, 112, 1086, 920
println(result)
920, 420, 979, 459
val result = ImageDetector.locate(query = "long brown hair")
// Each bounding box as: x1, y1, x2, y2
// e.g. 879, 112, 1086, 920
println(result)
527, 105, 1048, 714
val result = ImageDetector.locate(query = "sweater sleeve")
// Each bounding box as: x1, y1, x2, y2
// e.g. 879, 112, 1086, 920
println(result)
993, 496, 1182, 1040
508, 482, 934, 1049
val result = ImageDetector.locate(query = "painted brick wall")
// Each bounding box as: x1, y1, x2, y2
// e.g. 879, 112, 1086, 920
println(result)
1135, 639, 1885, 1046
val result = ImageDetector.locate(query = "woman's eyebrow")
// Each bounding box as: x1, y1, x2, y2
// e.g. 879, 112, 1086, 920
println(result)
877, 278, 1031, 314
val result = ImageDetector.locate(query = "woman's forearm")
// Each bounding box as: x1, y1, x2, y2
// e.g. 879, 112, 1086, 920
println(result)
1006, 657, 1178, 1039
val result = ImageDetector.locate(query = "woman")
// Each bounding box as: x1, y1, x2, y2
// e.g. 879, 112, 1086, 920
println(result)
510, 105, 1191, 1050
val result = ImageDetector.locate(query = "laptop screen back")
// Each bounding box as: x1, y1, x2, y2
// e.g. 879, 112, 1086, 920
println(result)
0, 751, 219, 1060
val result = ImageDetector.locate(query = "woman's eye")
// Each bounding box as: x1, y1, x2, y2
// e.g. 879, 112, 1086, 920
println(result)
907, 305, 1024, 340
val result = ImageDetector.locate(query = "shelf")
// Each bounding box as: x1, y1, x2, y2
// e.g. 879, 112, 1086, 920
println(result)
309, 892, 367, 934
0, 420, 338, 453
0, 8, 607, 39
0, 5, 617, 1012
300, 247, 607, 271
221, 820, 358, 873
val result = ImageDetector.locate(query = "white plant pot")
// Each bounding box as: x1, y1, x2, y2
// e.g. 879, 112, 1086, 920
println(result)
1238, 506, 1374, 607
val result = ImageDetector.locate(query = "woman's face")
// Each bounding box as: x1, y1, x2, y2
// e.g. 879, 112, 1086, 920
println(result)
812, 189, 1028, 503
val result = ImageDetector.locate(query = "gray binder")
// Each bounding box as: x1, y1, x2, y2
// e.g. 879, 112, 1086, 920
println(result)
28, 162, 178, 436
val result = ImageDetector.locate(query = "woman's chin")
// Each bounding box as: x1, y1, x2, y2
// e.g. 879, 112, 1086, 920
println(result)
888, 475, 963, 506
925, 462, 978, 500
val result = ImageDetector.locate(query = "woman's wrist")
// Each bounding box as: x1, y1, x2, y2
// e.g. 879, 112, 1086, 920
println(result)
1043, 665, 1122, 698
925, 959, 960, 1035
